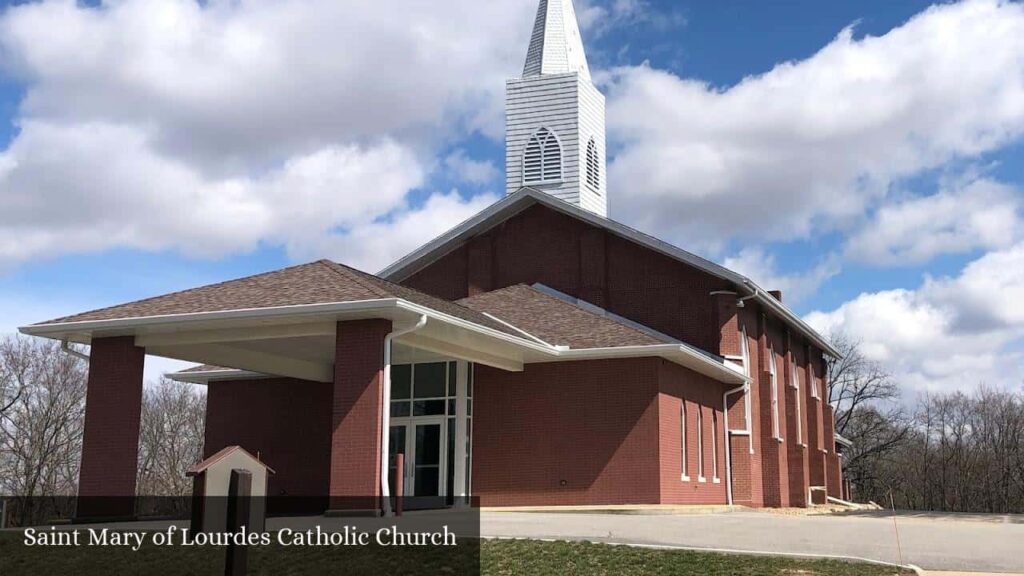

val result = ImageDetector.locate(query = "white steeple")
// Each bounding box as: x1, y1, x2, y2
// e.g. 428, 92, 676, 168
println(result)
506, 0, 607, 217
523, 0, 591, 81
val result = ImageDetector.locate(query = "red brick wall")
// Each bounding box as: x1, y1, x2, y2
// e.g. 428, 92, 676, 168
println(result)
204, 377, 331, 504
807, 347, 827, 489
401, 204, 733, 355
785, 339, 810, 507
330, 319, 390, 509
472, 358, 662, 506
657, 361, 729, 504
78, 337, 145, 518
758, 318, 790, 507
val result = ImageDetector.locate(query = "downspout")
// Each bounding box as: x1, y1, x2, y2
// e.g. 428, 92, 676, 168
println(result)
60, 339, 90, 362
723, 381, 749, 506
380, 315, 427, 516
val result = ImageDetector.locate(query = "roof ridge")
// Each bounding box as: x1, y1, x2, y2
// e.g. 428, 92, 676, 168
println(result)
38, 260, 328, 325
318, 260, 392, 299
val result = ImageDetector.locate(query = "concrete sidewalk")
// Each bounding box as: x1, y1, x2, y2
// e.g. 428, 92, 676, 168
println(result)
480, 510, 1024, 573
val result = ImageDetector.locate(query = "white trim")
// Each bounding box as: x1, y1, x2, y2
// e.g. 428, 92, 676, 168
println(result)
377, 188, 841, 358
168, 369, 270, 384
696, 406, 705, 481
792, 355, 803, 446
769, 343, 781, 441
711, 410, 720, 483
680, 401, 689, 481
481, 312, 559, 348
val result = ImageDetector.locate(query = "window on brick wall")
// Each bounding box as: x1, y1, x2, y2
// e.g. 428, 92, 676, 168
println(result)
769, 344, 781, 441
697, 406, 706, 481
810, 359, 820, 400
792, 356, 803, 445
712, 411, 720, 482
680, 401, 689, 481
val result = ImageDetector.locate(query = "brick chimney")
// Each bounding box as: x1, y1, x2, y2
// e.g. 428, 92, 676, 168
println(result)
768, 290, 783, 302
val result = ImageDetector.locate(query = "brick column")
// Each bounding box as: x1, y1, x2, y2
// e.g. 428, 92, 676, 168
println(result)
77, 336, 145, 521
329, 319, 391, 514
467, 236, 493, 296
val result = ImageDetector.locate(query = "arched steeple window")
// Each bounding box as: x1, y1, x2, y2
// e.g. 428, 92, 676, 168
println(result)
523, 127, 562, 185
585, 137, 600, 192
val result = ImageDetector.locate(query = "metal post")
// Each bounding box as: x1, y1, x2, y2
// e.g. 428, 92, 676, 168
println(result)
225, 469, 252, 576
394, 453, 405, 517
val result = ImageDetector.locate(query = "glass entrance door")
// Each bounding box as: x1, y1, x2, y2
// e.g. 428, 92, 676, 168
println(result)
389, 417, 446, 507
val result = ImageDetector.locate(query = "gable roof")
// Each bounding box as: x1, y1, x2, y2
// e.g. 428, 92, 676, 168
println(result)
457, 284, 667, 349
32, 259, 518, 338
379, 188, 841, 358
187, 445, 275, 476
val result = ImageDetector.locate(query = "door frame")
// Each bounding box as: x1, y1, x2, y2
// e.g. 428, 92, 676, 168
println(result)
390, 415, 448, 499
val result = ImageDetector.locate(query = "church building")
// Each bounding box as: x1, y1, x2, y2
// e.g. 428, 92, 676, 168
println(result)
20, 0, 845, 518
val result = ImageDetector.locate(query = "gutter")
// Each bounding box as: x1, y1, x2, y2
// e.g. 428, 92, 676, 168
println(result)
60, 339, 90, 362
722, 382, 749, 506
381, 315, 428, 516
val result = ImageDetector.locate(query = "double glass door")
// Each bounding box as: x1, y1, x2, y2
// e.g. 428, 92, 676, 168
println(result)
389, 417, 446, 506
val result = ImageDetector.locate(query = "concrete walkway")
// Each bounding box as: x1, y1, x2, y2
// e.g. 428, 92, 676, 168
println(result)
480, 509, 1024, 573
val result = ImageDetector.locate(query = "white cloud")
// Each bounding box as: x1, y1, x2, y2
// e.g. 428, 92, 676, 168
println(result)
603, 0, 1024, 252
0, 0, 536, 269
806, 243, 1024, 393
722, 247, 840, 305
444, 150, 500, 185
302, 190, 499, 273
0, 120, 430, 267
845, 177, 1022, 266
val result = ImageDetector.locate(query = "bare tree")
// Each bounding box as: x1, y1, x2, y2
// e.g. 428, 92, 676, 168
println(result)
0, 336, 87, 515
136, 377, 206, 496
826, 331, 901, 436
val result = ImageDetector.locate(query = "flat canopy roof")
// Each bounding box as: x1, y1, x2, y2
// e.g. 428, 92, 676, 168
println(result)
22, 261, 749, 386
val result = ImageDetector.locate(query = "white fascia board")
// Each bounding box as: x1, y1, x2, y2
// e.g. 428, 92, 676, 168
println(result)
168, 369, 270, 385
552, 344, 750, 385
18, 298, 402, 340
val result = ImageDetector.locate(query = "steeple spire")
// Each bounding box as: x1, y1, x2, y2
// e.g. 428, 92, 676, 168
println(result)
523, 0, 591, 81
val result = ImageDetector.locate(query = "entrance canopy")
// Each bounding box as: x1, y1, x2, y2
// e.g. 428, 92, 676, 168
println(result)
19, 260, 748, 386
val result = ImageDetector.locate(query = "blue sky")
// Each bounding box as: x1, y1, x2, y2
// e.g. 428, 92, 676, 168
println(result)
0, 0, 1022, 391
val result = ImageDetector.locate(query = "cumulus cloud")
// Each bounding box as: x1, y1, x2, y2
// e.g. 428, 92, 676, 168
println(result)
603, 0, 1024, 252
722, 247, 840, 305
0, 0, 537, 269
806, 243, 1024, 393
844, 176, 1022, 266
444, 150, 500, 186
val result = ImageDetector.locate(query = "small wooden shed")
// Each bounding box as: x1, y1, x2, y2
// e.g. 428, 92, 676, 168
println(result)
188, 446, 274, 533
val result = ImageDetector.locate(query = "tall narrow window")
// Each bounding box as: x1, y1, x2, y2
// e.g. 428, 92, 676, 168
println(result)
792, 356, 803, 445
680, 401, 689, 480
585, 138, 600, 192
810, 358, 820, 400
711, 411, 719, 482
769, 344, 781, 441
697, 406, 705, 481
522, 127, 562, 185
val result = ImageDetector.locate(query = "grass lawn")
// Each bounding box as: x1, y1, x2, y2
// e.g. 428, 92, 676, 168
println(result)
0, 531, 909, 575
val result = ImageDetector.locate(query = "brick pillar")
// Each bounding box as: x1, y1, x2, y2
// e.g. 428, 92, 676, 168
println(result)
579, 228, 607, 307
329, 319, 391, 514
77, 336, 145, 520
712, 292, 740, 357
785, 336, 809, 507
467, 236, 493, 296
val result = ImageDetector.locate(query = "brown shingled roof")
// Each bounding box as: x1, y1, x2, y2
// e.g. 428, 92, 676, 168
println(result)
457, 284, 669, 349
37, 260, 519, 337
